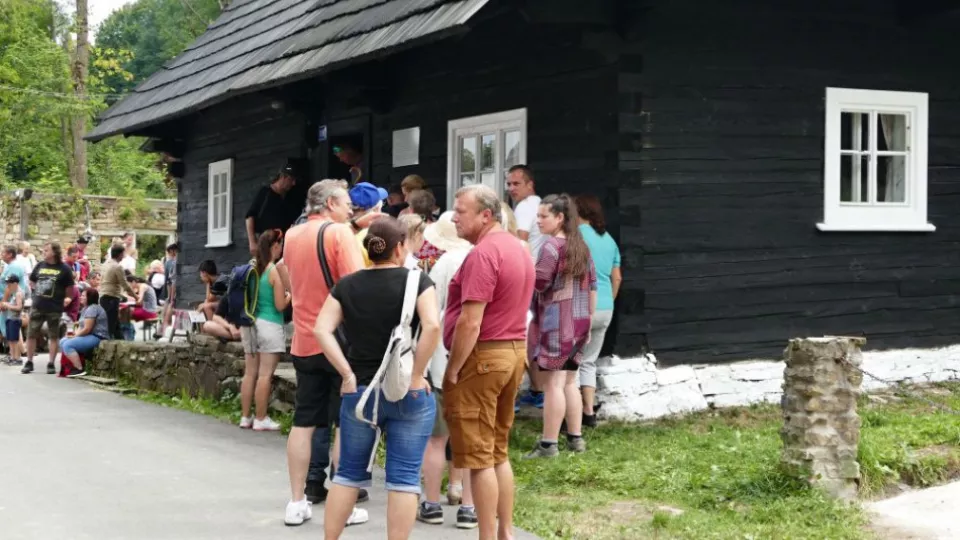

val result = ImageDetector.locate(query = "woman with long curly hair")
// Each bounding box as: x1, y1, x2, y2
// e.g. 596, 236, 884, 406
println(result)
524, 194, 596, 459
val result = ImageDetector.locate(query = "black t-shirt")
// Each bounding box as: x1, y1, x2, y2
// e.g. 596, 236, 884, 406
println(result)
246, 185, 301, 234
331, 268, 434, 386
30, 261, 75, 313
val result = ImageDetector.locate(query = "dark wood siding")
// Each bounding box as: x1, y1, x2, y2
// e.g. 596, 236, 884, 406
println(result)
177, 95, 306, 304
621, 0, 960, 365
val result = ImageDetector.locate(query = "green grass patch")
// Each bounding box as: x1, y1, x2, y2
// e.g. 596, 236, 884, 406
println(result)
130, 387, 295, 435
113, 377, 960, 540
510, 383, 960, 539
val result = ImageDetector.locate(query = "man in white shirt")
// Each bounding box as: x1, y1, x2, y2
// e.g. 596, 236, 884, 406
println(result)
505, 165, 547, 409
506, 165, 545, 261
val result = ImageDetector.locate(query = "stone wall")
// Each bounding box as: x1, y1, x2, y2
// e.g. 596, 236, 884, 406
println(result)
597, 344, 960, 421
89, 335, 296, 410
0, 192, 176, 268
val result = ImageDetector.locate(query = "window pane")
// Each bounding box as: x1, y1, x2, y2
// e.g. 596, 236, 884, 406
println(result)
460, 174, 476, 186
480, 134, 495, 170
214, 173, 222, 195
877, 155, 906, 203
480, 172, 496, 187
503, 130, 521, 168
878, 114, 907, 152
460, 137, 476, 173
840, 154, 869, 203
212, 193, 220, 229
841, 112, 869, 151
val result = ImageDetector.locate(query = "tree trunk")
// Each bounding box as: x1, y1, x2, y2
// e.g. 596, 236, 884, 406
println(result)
70, 0, 89, 190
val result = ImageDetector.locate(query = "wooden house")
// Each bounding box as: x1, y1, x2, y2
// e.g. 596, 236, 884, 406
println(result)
90, 0, 960, 367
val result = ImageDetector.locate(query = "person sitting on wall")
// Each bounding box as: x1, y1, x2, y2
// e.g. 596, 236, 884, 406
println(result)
197, 260, 229, 321
333, 142, 364, 185
125, 275, 159, 323
201, 296, 241, 342
245, 159, 303, 256
58, 288, 110, 378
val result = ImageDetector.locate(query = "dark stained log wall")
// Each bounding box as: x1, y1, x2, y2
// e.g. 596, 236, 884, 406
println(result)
621, 0, 960, 365
176, 94, 306, 304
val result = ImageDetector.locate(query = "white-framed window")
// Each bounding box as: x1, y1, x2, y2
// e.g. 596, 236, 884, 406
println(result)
819, 87, 934, 232
207, 159, 233, 247
446, 108, 527, 208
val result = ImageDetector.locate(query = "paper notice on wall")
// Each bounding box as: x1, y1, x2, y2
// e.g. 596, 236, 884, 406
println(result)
392, 127, 420, 167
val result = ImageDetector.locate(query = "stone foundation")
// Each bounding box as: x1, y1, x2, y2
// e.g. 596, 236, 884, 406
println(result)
89, 335, 296, 411
597, 344, 960, 421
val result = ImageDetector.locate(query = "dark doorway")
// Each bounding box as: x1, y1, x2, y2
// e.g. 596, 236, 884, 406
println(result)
312, 114, 372, 186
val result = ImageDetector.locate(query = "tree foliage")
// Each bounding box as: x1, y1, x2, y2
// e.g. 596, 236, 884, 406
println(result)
0, 0, 221, 198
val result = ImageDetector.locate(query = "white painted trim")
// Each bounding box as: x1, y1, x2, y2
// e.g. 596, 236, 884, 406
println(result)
207, 159, 233, 248
446, 108, 527, 209
594, 344, 960, 421
821, 87, 931, 233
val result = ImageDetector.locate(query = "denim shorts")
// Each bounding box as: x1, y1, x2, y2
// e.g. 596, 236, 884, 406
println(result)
334, 386, 436, 493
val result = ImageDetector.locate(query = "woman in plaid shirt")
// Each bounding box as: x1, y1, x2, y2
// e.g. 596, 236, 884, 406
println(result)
524, 194, 597, 459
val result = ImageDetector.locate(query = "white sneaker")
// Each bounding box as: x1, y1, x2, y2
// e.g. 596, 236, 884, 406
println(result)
238, 416, 253, 429
346, 506, 369, 526
253, 417, 281, 431
284, 499, 312, 526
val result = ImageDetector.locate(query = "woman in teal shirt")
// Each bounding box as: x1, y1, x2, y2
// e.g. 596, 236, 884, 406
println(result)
239, 229, 292, 432
575, 195, 622, 427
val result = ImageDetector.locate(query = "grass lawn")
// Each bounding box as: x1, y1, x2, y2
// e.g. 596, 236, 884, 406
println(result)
124, 381, 960, 540
509, 383, 960, 540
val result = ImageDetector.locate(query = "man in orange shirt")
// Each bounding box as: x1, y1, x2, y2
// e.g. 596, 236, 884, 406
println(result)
282, 180, 370, 527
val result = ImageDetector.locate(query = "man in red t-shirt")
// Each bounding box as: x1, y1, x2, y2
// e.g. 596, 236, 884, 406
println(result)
443, 184, 534, 540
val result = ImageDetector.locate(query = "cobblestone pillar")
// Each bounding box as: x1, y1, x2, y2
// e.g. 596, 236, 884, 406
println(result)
780, 336, 865, 500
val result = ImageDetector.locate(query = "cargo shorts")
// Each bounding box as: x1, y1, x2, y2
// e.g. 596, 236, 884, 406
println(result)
443, 340, 526, 470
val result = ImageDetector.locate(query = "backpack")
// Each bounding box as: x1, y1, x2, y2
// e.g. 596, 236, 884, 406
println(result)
354, 267, 422, 472
224, 262, 259, 327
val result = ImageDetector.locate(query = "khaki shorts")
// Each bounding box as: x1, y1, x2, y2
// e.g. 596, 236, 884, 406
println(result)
443, 340, 525, 470
240, 319, 286, 354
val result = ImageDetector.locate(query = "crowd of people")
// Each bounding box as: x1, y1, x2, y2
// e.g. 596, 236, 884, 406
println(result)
228, 163, 622, 540
0, 234, 180, 376
0, 162, 623, 540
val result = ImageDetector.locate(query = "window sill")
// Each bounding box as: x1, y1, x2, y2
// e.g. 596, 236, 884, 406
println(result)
205, 241, 234, 248
816, 222, 936, 233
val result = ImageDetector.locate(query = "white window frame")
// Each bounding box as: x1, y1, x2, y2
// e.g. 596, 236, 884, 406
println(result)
206, 159, 233, 247
819, 87, 934, 232
446, 108, 527, 209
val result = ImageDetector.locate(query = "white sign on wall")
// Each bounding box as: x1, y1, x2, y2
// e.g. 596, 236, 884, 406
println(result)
392, 127, 420, 167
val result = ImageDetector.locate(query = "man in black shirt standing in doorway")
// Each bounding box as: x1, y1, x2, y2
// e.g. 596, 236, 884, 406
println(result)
245, 159, 303, 256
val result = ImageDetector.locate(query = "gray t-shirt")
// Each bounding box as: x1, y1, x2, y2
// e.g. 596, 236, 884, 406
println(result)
83, 305, 109, 339
163, 257, 177, 286
142, 286, 158, 313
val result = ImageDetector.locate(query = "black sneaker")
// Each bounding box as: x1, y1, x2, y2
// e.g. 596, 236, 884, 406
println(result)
417, 502, 444, 525
583, 413, 598, 428
456, 506, 479, 529
357, 488, 369, 503
46, 362, 56, 375
305, 481, 328, 504
20, 361, 33, 374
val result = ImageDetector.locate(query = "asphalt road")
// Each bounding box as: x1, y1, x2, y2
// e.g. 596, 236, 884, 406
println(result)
0, 355, 538, 540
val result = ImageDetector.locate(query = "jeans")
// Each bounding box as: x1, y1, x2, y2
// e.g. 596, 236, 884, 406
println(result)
60, 334, 102, 356
307, 427, 331, 484
335, 387, 435, 493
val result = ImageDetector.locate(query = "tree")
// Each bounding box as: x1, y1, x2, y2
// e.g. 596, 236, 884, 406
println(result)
69, 0, 90, 189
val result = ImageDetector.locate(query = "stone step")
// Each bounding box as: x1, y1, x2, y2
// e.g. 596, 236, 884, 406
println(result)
75, 375, 118, 386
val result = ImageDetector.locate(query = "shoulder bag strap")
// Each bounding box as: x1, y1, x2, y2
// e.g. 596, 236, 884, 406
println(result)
316, 222, 335, 289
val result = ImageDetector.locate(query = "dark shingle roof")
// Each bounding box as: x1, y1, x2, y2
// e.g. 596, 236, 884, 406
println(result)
87, 0, 490, 142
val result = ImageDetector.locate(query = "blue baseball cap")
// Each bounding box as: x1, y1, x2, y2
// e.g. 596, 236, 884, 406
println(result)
349, 182, 388, 210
